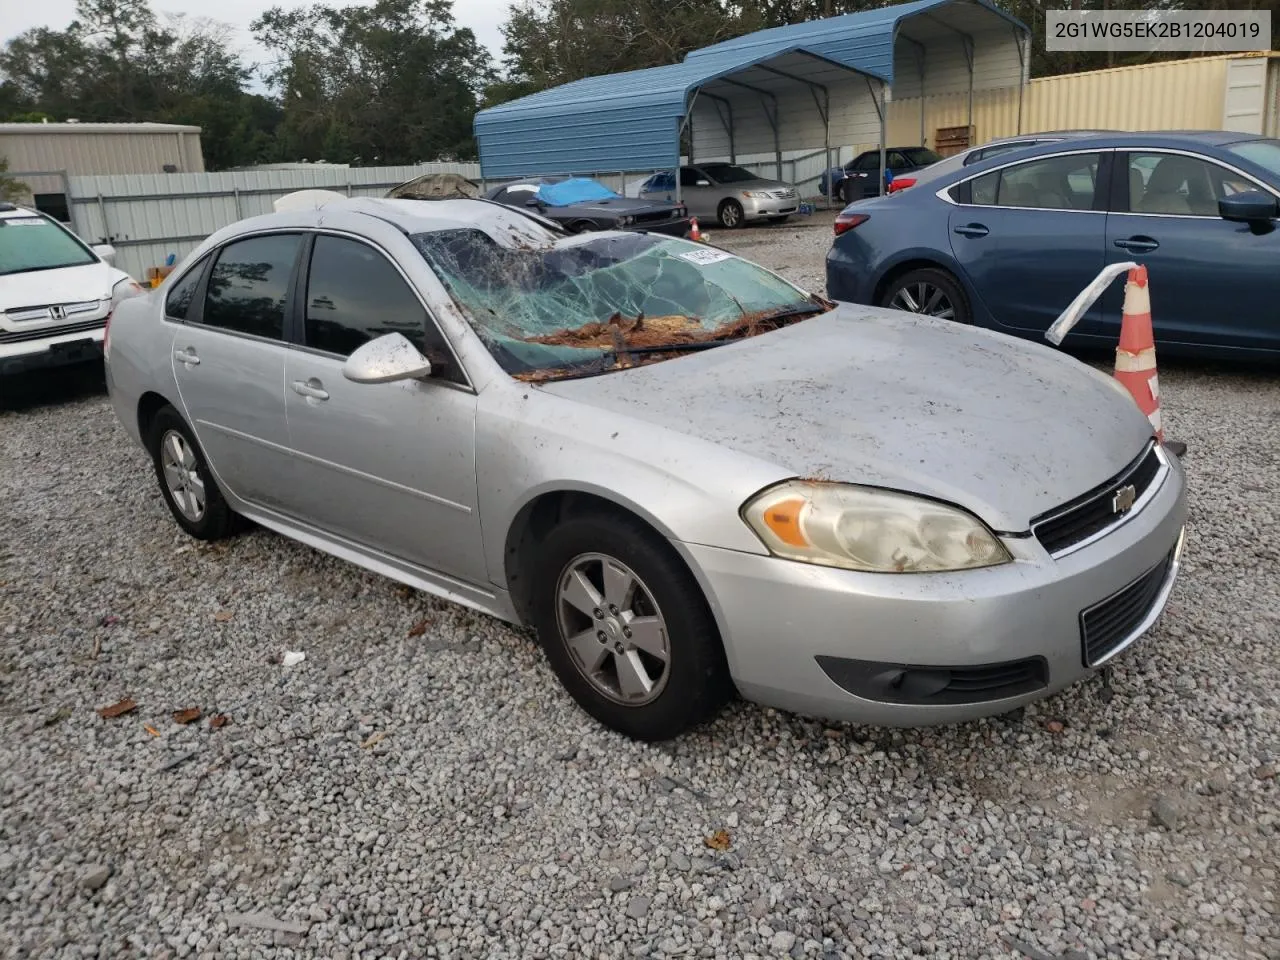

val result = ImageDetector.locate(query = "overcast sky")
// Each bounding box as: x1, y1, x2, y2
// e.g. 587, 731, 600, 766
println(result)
0, 0, 511, 82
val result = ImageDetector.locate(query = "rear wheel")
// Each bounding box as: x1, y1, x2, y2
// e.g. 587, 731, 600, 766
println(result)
147, 405, 238, 540
878, 267, 972, 324
529, 512, 732, 740
717, 199, 744, 229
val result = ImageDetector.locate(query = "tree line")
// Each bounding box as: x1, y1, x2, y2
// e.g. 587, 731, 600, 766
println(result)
2, 0, 1276, 171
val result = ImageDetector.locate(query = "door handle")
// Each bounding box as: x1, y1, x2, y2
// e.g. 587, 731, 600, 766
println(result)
953, 223, 990, 238
1114, 236, 1159, 252
291, 378, 329, 401
173, 347, 200, 366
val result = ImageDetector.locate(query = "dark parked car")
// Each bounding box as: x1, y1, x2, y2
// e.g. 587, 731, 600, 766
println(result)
820, 147, 943, 203
826, 132, 1280, 358
485, 177, 689, 235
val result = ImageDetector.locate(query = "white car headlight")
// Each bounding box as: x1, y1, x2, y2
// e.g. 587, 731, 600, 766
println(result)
742, 481, 1011, 573
741, 190, 768, 199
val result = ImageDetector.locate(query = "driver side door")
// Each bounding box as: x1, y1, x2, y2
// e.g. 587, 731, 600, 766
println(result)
280, 232, 488, 585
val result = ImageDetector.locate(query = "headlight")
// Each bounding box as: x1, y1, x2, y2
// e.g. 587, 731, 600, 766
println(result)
618, 215, 633, 226
741, 190, 768, 199
742, 481, 1011, 573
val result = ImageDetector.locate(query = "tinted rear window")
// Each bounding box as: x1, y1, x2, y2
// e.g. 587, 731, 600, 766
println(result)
202, 234, 301, 340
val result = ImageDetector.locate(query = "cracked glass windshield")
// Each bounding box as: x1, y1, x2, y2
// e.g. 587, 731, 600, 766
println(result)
412, 229, 828, 380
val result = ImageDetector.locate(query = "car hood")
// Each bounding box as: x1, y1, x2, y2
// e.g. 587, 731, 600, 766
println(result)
539, 306, 1154, 532
547, 197, 677, 217
0, 261, 123, 310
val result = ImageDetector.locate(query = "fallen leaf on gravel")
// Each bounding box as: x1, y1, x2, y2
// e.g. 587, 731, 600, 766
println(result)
99, 614, 120, 627
173, 708, 201, 725
361, 731, 388, 749
407, 618, 431, 637
396, 585, 414, 599
213, 610, 233, 622
43, 707, 72, 727
144, 724, 160, 737
96, 698, 137, 719
209, 714, 230, 729
704, 829, 732, 851
1046, 720, 1065, 733
1255, 765, 1277, 780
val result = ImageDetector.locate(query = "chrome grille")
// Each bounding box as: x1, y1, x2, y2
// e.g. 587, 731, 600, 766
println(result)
1031, 442, 1165, 555
5, 300, 103, 324
0, 318, 106, 344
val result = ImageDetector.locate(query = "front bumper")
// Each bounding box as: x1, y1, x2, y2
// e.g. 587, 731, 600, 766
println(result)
0, 330, 105, 376
743, 194, 799, 219
681, 451, 1187, 727
634, 217, 691, 237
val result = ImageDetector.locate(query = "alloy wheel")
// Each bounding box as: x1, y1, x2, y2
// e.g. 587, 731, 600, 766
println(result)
159, 429, 206, 522
890, 281, 955, 319
555, 552, 671, 706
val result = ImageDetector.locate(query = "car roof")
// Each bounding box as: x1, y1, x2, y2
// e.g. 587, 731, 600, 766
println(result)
916, 130, 1278, 184
204, 197, 564, 246
0, 203, 46, 220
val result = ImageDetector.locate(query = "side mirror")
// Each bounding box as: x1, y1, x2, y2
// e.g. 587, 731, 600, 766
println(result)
695, 180, 711, 187
1219, 190, 1278, 224
343, 332, 432, 384
92, 243, 117, 264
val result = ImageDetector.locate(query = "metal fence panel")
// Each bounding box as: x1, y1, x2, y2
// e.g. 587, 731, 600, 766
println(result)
67, 163, 482, 279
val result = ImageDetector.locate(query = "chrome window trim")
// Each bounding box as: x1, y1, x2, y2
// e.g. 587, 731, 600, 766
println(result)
1033, 440, 1169, 560
935, 146, 1114, 209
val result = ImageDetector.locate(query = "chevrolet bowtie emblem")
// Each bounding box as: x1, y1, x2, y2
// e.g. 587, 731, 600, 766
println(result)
1111, 484, 1137, 514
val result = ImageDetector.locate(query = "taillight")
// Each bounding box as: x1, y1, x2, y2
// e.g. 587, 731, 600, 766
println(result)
104, 277, 145, 360
888, 178, 916, 193
833, 213, 869, 236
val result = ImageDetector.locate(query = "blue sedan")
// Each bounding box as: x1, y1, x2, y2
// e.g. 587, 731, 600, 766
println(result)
826, 132, 1280, 357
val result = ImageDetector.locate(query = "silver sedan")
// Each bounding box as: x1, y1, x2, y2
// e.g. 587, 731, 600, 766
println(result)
104, 198, 1186, 741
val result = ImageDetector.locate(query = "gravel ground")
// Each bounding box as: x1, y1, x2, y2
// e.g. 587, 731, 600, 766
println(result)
1, 225, 1277, 960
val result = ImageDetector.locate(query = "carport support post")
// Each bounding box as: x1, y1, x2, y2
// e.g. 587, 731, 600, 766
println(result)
867, 78, 887, 198
963, 35, 975, 146
1014, 28, 1028, 135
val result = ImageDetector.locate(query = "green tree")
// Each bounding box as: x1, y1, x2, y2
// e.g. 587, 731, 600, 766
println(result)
492, 0, 761, 103
0, 156, 30, 202
0, 0, 281, 169
253, 0, 493, 163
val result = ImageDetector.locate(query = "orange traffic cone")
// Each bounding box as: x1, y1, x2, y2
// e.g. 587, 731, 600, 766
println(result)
1113, 265, 1163, 442
688, 217, 702, 242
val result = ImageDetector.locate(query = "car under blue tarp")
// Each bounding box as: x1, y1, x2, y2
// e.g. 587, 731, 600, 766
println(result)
536, 178, 621, 207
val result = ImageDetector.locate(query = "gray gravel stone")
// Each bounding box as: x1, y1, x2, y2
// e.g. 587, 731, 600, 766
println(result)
626, 896, 651, 920
78, 865, 111, 892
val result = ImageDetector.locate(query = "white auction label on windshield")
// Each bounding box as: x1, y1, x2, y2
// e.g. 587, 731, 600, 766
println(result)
678, 248, 735, 265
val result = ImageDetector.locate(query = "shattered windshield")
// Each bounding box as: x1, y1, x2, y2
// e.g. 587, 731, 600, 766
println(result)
411, 229, 827, 380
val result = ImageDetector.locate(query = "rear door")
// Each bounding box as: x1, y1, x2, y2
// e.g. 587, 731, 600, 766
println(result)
947, 150, 1110, 334
1096, 149, 1280, 350
168, 233, 301, 511
280, 233, 487, 583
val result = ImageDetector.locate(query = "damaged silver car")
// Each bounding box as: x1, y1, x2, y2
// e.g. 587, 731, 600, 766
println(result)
104, 198, 1186, 741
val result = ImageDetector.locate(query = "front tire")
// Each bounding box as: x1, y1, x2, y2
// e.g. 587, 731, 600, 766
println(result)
717, 199, 744, 229
529, 512, 732, 740
878, 267, 972, 324
147, 405, 238, 540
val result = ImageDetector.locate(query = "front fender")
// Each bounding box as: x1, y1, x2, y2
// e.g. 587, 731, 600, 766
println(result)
475, 382, 785, 589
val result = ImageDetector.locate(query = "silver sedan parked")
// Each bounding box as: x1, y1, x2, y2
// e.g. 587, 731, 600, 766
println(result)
638, 163, 799, 228
105, 198, 1186, 741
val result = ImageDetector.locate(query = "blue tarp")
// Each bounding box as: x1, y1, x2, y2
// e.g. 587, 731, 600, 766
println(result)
537, 178, 620, 207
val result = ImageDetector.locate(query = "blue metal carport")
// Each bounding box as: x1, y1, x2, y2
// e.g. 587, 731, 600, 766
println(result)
474, 0, 1029, 200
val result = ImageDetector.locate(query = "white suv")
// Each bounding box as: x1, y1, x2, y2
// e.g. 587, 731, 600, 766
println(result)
0, 203, 142, 376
